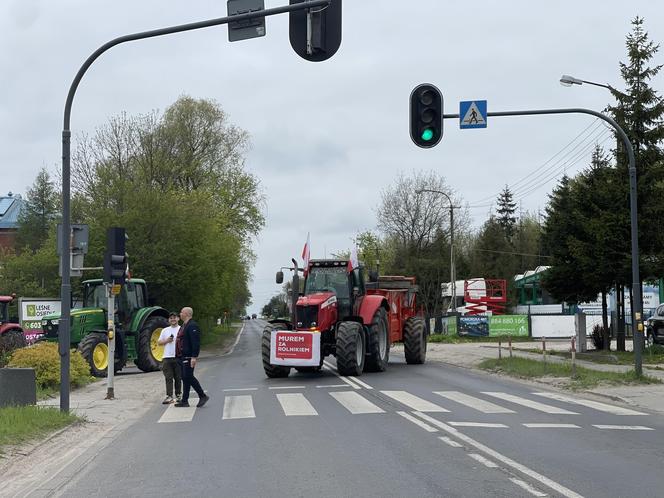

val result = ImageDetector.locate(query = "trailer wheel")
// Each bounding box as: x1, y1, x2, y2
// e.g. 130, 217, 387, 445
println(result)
135, 316, 167, 372
365, 307, 389, 372
403, 316, 427, 364
262, 324, 291, 378
336, 321, 365, 376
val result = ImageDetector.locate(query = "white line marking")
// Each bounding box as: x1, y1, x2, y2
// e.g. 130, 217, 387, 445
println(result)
396, 411, 438, 432
348, 376, 373, 390
523, 423, 580, 429
276, 393, 318, 416
330, 391, 385, 414
157, 405, 196, 423
315, 384, 349, 388
482, 392, 579, 414
223, 388, 259, 392
434, 391, 515, 414
533, 392, 647, 416
411, 412, 584, 498
439, 436, 462, 448
322, 363, 362, 389
593, 425, 654, 431
226, 323, 245, 355
222, 395, 256, 420
381, 391, 449, 412
448, 422, 508, 428
268, 385, 306, 390
468, 453, 498, 468
510, 478, 548, 497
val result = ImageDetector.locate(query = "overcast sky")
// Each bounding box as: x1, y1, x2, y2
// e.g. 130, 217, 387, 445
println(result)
1, 0, 663, 315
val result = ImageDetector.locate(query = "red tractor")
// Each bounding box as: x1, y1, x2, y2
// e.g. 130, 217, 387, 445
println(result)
0, 295, 27, 358
262, 259, 426, 378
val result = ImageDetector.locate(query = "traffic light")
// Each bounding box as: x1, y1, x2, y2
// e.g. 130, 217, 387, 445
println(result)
410, 83, 443, 148
104, 227, 127, 285
289, 0, 342, 62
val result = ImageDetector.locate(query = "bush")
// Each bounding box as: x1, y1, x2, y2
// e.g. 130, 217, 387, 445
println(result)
591, 324, 610, 350
7, 342, 92, 390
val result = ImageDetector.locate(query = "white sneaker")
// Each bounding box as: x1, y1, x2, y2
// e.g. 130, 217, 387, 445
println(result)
162, 396, 174, 404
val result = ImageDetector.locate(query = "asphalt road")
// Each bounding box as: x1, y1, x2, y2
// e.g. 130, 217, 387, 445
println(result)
55, 319, 664, 498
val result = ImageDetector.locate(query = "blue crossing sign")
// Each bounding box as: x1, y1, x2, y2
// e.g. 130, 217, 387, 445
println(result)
460, 100, 487, 129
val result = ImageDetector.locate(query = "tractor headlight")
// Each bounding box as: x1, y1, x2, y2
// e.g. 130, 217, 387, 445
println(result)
41, 319, 48, 326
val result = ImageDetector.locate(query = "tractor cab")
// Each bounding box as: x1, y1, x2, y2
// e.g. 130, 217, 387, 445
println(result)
82, 279, 148, 329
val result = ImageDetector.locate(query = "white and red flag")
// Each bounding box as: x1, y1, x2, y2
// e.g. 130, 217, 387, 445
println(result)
302, 232, 311, 270
347, 245, 359, 272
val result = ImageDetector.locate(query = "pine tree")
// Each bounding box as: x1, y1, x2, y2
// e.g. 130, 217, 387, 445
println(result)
496, 185, 517, 241
16, 168, 59, 253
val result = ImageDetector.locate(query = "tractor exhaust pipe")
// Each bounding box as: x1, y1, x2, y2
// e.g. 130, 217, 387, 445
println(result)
291, 258, 299, 329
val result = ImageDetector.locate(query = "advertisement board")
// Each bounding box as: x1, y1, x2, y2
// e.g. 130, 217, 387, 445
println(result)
458, 316, 489, 337
489, 315, 529, 337
440, 316, 457, 336
270, 330, 321, 367
18, 298, 60, 342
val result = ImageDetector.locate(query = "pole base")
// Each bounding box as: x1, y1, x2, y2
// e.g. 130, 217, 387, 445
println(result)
105, 388, 115, 400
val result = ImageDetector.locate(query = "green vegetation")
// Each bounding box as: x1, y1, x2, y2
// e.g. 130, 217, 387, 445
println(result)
7, 342, 94, 397
479, 356, 661, 389
0, 405, 80, 453
428, 334, 532, 344
535, 345, 664, 366
200, 323, 241, 353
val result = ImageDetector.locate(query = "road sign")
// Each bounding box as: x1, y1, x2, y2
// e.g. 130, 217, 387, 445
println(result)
227, 0, 266, 42
460, 100, 487, 129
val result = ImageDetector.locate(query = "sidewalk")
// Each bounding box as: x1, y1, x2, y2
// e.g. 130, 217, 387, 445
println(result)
395, 340, 664, 415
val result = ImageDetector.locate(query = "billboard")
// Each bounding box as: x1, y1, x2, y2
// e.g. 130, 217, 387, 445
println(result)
18, 298, 60, 342
489, 315, 529, 337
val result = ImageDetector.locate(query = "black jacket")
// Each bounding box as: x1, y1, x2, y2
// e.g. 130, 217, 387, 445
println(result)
176, 319, 201, 358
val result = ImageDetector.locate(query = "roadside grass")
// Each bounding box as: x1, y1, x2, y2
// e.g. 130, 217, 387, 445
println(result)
0, 405, 80, 454
200, 322, 241, 352
479, 356, 662, 390
428, 334, 532, 344
521, 345, 664, 366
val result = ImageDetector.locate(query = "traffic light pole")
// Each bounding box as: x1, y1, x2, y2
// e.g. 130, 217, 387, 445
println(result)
106, 284, 115, 400
443, 107, 642, 375
59, 0, 331, 412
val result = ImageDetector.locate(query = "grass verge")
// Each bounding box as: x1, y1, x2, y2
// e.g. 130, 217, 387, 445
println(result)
200, 323, 241, 352
0, 405, 80, 454
479, 356, 661, 390
523, 346, 664, 366
428, 334, 532, 344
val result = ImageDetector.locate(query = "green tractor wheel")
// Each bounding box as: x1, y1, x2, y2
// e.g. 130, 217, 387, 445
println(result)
135, 316, 168, 372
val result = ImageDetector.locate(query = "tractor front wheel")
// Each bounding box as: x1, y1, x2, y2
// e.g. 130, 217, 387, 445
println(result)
403, 316, 427, 364
262, 324, 291, 378
335, 321, 365, 376
365, 307, 389, 372
78, 332, 110, 377
135, 316, 168, 372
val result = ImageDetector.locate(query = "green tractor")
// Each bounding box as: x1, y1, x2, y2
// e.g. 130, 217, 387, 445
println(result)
41, 278, 169, 377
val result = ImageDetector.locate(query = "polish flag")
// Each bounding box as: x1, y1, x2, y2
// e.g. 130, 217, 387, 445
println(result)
347, 245, 359, 272
302, 232, 311, 270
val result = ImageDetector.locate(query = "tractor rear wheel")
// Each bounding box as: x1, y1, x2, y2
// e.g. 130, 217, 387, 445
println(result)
262, 324, 291, 378
135, 316, 168, 372
365, 307, 389, 372
335, 321, 365, 376
403, 316, 427, 364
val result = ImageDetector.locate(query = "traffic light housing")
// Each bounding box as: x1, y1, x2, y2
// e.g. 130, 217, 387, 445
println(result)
289, 0, 342, 62
410, 83, 443, 148
104, 227, 127, 285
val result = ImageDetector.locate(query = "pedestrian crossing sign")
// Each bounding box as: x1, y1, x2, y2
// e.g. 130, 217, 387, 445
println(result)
460, 100, 487, 129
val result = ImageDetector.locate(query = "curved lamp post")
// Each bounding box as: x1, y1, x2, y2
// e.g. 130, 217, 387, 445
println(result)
560, 74, 643, 375
416, 189, 458, 312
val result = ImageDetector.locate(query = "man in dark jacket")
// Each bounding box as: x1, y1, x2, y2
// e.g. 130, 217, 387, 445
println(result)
174, 306, 209, 408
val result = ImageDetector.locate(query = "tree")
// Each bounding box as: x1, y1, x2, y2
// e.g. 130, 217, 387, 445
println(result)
15, 168, 59, 253
496, 185, 517, 241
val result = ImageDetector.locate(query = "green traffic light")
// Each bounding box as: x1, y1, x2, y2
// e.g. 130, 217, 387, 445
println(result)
421, 128, 434, 141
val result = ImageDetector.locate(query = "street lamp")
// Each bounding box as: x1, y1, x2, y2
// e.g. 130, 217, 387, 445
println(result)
560, 73, 644, 376
416, 189, 459, 312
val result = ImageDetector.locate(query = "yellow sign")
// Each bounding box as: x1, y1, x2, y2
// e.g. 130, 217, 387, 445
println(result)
111, 284, 122, 295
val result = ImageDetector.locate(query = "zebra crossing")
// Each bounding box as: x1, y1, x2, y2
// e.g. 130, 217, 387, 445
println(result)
157, 387, 652, 431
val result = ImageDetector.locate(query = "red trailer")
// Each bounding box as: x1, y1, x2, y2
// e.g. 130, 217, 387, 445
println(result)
0, 295, 27, 356
262, 259, 426, 378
